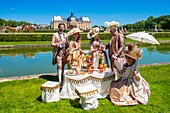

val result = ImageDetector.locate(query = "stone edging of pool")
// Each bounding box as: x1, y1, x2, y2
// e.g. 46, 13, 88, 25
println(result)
0, 62, 170, 83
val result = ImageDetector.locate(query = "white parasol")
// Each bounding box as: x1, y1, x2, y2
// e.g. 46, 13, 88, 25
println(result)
126, 32, 160, 45
126, 32, 160, 68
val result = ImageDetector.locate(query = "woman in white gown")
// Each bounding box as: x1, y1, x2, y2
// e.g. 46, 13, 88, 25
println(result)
87, 27, 107, 69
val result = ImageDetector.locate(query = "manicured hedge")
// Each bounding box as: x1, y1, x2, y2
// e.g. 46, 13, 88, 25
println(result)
0, 32, 170, 42
0, 33, 110, 42
150, 32, 170, 38
31, 30, 57, 33
0, 34, 52, 42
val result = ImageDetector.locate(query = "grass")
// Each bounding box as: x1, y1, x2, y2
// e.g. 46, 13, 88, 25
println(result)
0, 38, 170, 45
0, 41, 51, 45
0, 64, 170, 113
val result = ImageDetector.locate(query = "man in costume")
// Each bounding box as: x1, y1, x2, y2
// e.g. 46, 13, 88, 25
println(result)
51, 23, 69, 86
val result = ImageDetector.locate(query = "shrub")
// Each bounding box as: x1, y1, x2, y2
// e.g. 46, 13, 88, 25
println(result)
150, 32, 170, 38
0, 32, 169, 42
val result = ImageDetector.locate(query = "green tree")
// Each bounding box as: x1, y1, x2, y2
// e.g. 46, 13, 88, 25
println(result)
122, 15, 170, 31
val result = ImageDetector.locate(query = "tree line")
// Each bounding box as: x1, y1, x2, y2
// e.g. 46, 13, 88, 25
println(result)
122, 15, 170, 32
0, 18, 37, 27
1, 15, 170, 32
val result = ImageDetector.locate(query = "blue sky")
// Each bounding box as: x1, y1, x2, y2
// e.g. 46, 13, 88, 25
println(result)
0, 0, 170, 26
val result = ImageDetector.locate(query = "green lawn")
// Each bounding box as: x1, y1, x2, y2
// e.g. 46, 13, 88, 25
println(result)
0, 41, 51, 45
0, 38, 170, 45
0, 64, 170, 113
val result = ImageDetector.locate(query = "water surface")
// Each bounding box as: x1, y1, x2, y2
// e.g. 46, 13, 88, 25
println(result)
0, 44, 170, 78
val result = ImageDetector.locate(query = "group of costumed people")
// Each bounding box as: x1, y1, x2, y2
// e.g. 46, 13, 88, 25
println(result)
51, 21, 150, 106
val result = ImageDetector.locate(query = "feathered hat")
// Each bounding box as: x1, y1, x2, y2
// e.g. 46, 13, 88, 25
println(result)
104, 21, 119, 31
124, 43, 142, 60
67, 28, 83, 37
87, 27, 100, 39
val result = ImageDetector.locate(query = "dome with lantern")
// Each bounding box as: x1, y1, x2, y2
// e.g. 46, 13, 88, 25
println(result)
67, 12, 78, 21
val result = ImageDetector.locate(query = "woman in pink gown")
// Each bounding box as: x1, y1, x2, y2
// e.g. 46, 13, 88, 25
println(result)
110, 43, 150, 106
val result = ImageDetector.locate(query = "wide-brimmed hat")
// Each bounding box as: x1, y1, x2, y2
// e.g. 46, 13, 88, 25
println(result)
104, 21, 119, 30
87, 27, 99, 39
124, 43, 142, 60
67, 28, 83, 37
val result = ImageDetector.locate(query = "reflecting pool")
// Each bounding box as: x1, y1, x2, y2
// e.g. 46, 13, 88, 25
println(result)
0, 44, 170, 78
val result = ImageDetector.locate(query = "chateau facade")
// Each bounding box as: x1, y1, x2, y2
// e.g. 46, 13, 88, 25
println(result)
50, 12, 91, 30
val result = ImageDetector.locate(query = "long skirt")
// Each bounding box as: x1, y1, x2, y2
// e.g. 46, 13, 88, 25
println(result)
110, 75, 150, 106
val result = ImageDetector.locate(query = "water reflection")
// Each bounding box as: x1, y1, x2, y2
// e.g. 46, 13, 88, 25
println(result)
0, 46, 52, 59
131, 43, 170, 54
0, 43, 170, 59
23, 53, 35, 59
146, 44, 170, 54
0, 44, 170, 78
